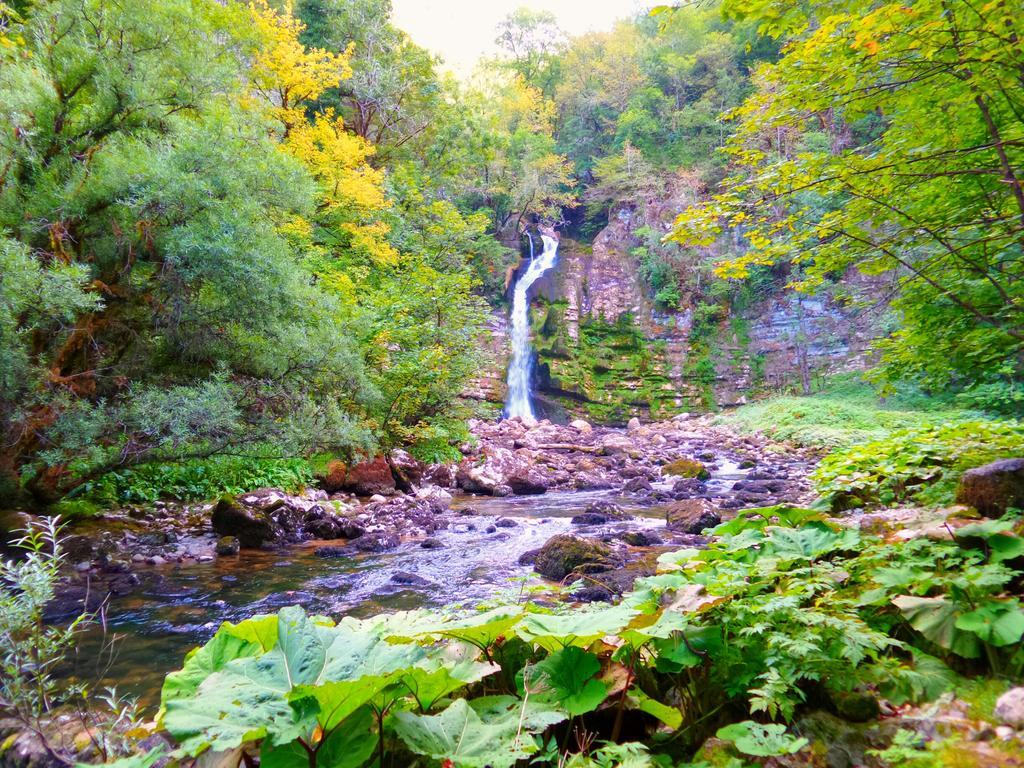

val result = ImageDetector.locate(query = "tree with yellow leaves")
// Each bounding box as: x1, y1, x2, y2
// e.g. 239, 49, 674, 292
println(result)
247, 0, 396, 268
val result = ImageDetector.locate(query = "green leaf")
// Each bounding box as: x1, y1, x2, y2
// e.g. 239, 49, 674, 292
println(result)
519, 605, 638, 651
626, 689, 682, 729
955, 604, 1024, 647
892, 596, 981, 659
716, 721, 808, 757
763, 522, 858, 560
261, 706, 376, 768
525, 647, 609, 717
400, 658, 500, 711
392, 698, 539, 768
162, 607, 426, 755
469, 695, 567, 731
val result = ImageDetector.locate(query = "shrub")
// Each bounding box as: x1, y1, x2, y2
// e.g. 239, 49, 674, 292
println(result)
78, 455, 314, 506
0, 518, 145, 762
812, 420, 1024, 508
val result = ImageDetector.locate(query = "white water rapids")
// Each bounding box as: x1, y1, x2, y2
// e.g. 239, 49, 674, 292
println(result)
505, 234, 559, 420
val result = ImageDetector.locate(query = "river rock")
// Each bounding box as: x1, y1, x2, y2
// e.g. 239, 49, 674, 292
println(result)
506, 469, 548, 495
211, 497, 280, 548
323, 457, 397, 496
415, 485, 453, 512
215, 536, 240, 556
995, 687, 1024, 728
422, 463, 457, 488
353, 531, 400, 553
662, 458, 710, 480
622, 476, 652, 494
627, 417, 641, 432
391, 571, 434, 587
956, 458, 1024, 516
570, 501, 630, 526
569, 419, 592, 434
533, 534, 614, 580
600, 433, 635, 456
666, 499, 721, 534
389, 449, 425, 489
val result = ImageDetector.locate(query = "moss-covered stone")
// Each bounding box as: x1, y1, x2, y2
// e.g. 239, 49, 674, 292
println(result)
532, 303, 695, 423
533, 534, 614, 581
662, 458, 710, 480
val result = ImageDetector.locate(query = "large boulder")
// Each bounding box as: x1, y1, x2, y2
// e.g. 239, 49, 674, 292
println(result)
456, 447, 528, 495
321, 457, 396, 496
666, 499, 721, 534
506, 469, 548, 495
995, 687, 1024, 728
211, 496, 283, 548
533, 534, 614, 581
956, 458, 1024, 516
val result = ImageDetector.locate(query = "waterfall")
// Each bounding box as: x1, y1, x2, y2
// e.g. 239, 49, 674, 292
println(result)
505, 234, 559, 420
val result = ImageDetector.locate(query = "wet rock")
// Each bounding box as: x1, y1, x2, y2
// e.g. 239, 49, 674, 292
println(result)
956, 458, 1024, 516
485, 525, 497, 533
352, 532, 400, 553
211, 497, 280, 548
323, 457, 397, 497
575, 585, 614, 603
533, 534, 614, 581
313, 545, 352, 559
495, 518, 518, 528
420, 537, 444, 549
666, 499, 722, 534
215, 536, 240, 556
517, 548, 540, 565
506, 470, 548, 495
620, 530, 662, 547
661, 458, 710, 480
995, 687, 1024, 728
391, 571, 434, 587
493, 484, 513, 497
622, 476, 652, 494
61, 535, 95, 562
571, 501, 631, 525
415, 485, 453, 512
671, 477, 707, 498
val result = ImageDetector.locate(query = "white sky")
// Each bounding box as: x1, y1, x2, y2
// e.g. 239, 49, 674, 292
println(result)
391, 0, 653, 77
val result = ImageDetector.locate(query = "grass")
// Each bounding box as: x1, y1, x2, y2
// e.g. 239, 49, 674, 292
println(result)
717, 373, 983, 448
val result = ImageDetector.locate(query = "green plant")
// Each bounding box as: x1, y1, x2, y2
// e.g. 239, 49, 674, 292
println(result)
78, 455, 315, 505
715, 721, 808, 757
0, 518, 146, 763
812, 420, 1024, 509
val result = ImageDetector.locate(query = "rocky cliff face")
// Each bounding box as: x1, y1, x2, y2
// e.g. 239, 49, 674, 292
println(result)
466, 187, 889, 424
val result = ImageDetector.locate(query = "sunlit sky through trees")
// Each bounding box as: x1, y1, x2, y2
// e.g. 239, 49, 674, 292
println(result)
392, 0, 654, 76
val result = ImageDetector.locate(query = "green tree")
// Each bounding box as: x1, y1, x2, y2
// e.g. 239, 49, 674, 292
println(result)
672, 0, 1024, 396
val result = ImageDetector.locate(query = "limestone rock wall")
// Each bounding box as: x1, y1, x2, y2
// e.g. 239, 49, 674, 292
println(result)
465, 184, 889, 423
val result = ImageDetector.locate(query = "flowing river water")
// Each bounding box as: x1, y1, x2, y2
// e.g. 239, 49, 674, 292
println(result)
68, 465, 747, 708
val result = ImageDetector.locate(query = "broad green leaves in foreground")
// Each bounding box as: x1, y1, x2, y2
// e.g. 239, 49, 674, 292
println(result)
158, 508, 1024, 765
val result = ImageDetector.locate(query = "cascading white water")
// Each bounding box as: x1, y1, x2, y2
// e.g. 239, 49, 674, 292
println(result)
505, 234, 559, 420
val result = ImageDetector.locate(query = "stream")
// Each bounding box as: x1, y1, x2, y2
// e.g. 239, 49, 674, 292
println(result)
68, 467, 747, 708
